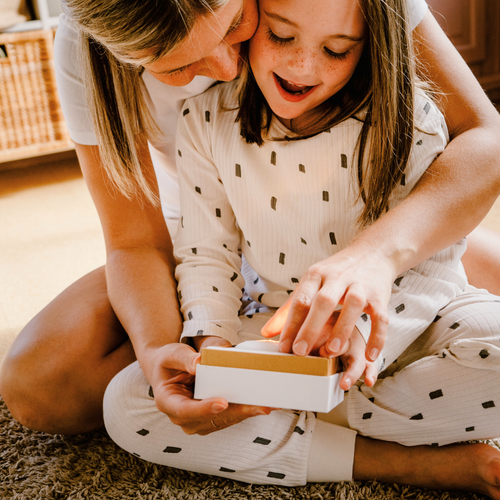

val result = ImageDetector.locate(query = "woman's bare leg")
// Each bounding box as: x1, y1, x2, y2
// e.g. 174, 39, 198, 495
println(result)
354, 436, 500, 498
463, 226, 500, 295
0, 267, 136, 435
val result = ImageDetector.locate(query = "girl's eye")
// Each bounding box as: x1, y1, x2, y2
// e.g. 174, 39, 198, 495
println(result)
266, 28, 294, 45
324, 47, 350, 60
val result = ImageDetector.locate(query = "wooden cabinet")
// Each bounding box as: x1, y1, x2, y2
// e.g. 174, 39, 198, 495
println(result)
427, 0, 500, 100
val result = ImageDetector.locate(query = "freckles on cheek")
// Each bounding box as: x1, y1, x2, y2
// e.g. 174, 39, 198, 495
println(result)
324, 60, 355, 80
252, 42, 281, 68
323, 65, 339, 77
269, 45, 290, 65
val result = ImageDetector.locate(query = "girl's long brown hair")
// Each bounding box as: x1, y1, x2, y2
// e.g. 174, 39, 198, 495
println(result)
236, 0, 418, 227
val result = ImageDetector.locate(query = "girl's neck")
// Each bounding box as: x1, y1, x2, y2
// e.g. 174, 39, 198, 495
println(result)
274, 104, 336, 136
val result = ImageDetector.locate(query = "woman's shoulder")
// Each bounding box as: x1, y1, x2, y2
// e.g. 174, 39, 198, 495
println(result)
407, 0, 428, 30
54, 14, 98, 145
54, 14, 81, 61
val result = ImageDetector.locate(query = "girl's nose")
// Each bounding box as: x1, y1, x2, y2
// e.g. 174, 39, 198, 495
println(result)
286, 48, 316, 78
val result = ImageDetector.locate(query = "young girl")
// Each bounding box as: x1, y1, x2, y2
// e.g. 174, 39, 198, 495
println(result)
104, 0, 500, 495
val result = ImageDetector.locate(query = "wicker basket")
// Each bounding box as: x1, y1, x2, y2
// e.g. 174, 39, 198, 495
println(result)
0, 29, 73, 163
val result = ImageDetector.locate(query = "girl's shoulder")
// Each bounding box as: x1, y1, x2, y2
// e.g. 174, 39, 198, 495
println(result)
181, 80, 239, 119
413, 88, 447, 135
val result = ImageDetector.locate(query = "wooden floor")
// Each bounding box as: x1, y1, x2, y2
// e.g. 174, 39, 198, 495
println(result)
0, 151, 105, 359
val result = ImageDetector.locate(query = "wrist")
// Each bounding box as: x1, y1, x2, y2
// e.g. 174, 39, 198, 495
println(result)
351, 229, 411, 277
192, 335, 232, 352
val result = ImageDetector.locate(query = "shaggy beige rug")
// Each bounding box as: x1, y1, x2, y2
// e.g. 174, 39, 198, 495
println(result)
0, 396, 492, 500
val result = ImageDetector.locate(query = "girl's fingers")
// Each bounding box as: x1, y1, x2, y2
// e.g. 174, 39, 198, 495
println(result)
338, 348, 366, 391
364, 361, 379, 387
364, 305, 389, 361
339, 361, 361, 391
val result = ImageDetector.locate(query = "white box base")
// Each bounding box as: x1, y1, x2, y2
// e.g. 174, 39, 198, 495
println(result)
194, 364, 344, 413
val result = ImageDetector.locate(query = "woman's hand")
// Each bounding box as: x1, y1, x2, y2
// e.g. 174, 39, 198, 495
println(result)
144, 338, 274, 436
262, 240, 397, 362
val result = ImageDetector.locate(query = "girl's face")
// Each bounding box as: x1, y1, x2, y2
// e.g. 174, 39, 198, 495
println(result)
249, 0, 367, 127
143, 0, 258, 86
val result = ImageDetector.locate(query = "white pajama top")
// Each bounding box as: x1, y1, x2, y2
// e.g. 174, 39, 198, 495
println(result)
174, 81, 466, 371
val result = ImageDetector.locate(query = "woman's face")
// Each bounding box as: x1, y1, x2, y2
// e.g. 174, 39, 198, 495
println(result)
142, 0, 258, 86
249, 0, 366, 127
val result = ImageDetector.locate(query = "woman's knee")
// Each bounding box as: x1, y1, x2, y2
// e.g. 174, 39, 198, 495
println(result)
0, 314, 111, 433
463, 226, 500, 295
0, 267, 131, 433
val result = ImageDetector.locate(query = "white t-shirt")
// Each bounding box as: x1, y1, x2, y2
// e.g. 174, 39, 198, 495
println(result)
54, 0, 428, 233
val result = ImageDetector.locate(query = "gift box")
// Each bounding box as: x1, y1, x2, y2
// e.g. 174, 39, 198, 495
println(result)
194, 340, 344, 412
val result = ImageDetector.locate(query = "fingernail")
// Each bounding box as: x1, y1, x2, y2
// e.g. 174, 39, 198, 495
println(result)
369, 348, 379, 361
253, 409, 267, 416
279, 339, 292, 353
212, 403, 226, 414
329, 338, 341, 353
343, 377, 351, 388
294, 340, 308, 356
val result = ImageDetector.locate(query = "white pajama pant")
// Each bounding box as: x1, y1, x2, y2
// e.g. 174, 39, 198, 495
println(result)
104, 286, 500, 486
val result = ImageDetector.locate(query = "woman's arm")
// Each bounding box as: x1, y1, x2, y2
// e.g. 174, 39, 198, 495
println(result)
263, 10, 500, 358
383, 9, 500, 267
75, 142, 220, 423
75, 141, 182, 356
358, 9, 500, 274
77, 141, 266, 434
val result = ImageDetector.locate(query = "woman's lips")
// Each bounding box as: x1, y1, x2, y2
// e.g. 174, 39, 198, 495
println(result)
273, 73, 317, 102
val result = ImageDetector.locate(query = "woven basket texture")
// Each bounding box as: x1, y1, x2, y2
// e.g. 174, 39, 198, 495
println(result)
0, 29, 72, 162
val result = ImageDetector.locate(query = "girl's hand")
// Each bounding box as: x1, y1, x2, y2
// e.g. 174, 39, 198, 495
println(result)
145, 339, 274, 436
330, 328, 378, 390
261, 242, 396, 362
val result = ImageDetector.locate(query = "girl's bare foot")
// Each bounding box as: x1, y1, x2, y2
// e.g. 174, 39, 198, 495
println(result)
354, 436, 500, 498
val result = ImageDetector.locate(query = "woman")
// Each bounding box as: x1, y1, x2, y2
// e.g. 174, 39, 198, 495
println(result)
0, 0, 499, 480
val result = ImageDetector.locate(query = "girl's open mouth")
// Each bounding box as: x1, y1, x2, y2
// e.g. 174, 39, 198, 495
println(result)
274, 73, 317, 102
276, 74, 313, 95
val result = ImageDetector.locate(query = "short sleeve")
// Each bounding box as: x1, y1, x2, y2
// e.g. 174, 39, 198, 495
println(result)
407, 0, 428, 30
54, 14, 97, 145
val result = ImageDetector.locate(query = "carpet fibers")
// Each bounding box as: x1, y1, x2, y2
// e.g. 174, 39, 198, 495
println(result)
0, 398, 491, 500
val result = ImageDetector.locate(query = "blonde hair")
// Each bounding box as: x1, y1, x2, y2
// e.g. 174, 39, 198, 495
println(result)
62, 0, 228, 203
236, 0, 424, 227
